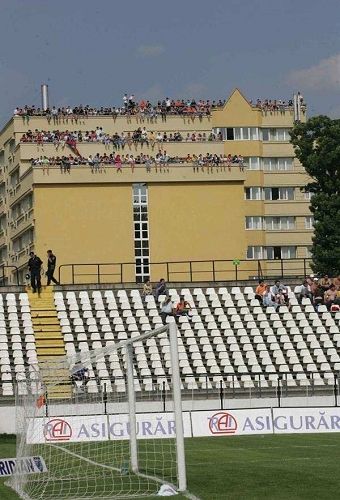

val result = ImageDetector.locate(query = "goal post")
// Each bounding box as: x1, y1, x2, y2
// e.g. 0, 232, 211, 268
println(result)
9, 321, 187, 499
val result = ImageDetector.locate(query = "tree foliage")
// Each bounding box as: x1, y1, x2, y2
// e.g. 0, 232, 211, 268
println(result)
290, 116, 340, 276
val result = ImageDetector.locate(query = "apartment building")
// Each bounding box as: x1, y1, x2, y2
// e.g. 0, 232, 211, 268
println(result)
0, 89, 312, 284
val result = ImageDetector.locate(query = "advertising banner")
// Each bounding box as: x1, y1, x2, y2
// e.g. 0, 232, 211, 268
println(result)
272, 407, 340, 434
27, 412, 192, 444
0, 456, 47, 476
191, 409, 273, 437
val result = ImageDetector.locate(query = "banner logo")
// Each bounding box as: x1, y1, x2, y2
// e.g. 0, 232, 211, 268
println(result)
44, 419, 72, 442
209, 412, 238, 435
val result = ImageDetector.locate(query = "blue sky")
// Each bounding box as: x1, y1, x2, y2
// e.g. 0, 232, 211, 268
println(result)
1, 0, 340, 127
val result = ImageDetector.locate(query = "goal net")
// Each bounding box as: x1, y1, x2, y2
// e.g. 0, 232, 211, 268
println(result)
9, 322, 186, 499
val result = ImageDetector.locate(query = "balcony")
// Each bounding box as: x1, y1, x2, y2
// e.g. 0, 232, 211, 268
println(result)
30, 163, 246, 185
18, 141, 224, 160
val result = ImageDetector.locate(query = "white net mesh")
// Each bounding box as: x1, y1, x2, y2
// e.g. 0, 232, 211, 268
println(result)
9, 325, 184, 499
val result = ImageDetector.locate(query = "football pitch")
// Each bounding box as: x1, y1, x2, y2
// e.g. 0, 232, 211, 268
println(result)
1, 433, 340, 500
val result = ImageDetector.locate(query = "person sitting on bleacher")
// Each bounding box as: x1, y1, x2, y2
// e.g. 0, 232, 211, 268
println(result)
297, 280, 313, 303
160, 297, 174, 324
154, 278, 167, 301
271, 280, 288, 305
312, 280, 324, 311
142, 279, 153, 298
175, 297, 192, 320
262, 285, 278, 310
255, 280, 267, 304
324, 284, 338, 310
320, 275, 332, 291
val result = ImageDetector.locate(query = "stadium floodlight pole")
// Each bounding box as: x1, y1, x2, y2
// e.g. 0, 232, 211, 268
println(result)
126, 342, 138, 473
169, 321, 187, 492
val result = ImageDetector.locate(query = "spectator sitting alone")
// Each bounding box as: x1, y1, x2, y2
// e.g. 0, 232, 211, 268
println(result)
297, 280, 313, 303
324, 284, 337, 310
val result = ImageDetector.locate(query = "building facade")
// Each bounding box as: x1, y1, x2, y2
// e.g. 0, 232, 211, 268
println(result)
0, 89, 312, 284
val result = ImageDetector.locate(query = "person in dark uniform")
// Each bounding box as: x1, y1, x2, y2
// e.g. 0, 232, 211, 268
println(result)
28, 251, 43, 295
46, 249, 59, 285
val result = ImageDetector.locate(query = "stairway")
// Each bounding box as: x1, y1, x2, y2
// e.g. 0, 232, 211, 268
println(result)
27, 287, 71, 399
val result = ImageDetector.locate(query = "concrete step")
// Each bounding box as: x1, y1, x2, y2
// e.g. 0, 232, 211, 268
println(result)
31, 311, 57, 317
36, 339, 64, 348
35, 332, 63, 340
36, 347, 65, 356
34, 325, 61, 332
32, 318, 59, 326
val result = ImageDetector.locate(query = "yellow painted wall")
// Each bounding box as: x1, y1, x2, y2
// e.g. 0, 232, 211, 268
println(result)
212, 89, 262, 127
148, 182, 246, 280
33, 184, 135, 283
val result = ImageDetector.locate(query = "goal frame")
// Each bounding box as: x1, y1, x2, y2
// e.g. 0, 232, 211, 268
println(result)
10, 321, 187, 498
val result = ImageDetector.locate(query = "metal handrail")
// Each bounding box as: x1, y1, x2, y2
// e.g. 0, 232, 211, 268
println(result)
59, 258, 313, 285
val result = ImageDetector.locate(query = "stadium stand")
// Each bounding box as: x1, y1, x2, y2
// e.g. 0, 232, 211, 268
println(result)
1, 284, 340, 399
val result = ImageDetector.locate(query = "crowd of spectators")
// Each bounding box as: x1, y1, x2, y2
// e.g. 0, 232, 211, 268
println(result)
30, 152, 245, 174
14, 93, 302, 121
20, 128, 223, 146
296, 275, 340, 311
255, 275, 340, 312
14, 96, 224, 121
251, 93, 305, 112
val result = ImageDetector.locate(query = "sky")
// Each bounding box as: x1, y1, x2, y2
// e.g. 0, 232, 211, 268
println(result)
1, 0, 340, 127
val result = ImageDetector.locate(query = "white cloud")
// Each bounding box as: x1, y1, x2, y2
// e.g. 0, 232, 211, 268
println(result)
137, 44, 165, 58
288, 54, 340, 90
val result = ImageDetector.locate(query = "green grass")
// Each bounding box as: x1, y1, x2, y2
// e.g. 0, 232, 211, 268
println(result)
1, 434, 340, 499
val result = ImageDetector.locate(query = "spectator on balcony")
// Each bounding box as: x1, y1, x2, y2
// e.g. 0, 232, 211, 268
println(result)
114, 154, 122, 173
154, 278, 167, 301
255, 280, 267, 303
160, 297, 174, 324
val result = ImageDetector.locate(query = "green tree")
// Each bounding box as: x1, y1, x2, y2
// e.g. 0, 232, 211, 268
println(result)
290, 116, 340, 276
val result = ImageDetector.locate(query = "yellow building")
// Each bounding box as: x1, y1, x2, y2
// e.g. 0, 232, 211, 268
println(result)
0, 89, 312, 285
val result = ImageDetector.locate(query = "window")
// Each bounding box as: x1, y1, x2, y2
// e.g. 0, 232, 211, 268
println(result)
261, 128, 290, 141
304, 191, 314, 201
0, 247, 7, 263
263, 157, 293, 171
234, 127, 259, 140
246, 157, 261, 170
265, 217, 295, 230
245, 216, 263, 230
305, 216, 314, 229
215, 127, 259, 141
0, 216, 6, 234
264, 187, 294, 200
10, 169, 19, 188
266, 246, 297, 259
12, 228, 34, 253
247, 246, 264, 259
245, 187, 262, 200
306, 246, 312, 258
133, 184, 150, 283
